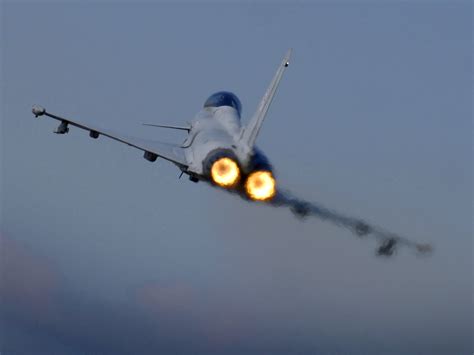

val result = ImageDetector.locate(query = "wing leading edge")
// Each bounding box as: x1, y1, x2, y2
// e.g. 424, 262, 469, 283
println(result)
32, 105, 188, 168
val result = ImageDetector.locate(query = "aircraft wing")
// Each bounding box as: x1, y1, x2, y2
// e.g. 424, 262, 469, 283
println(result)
240, 49, 292, 148
32, 105, 188, 168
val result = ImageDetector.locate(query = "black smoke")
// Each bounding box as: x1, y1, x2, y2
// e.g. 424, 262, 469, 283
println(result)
270, 189, 433, 257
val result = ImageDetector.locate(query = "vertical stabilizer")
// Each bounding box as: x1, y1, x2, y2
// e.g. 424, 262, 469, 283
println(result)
240, 49, 292, 148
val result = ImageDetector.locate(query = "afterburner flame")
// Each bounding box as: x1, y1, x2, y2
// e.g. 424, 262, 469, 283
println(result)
245, 171, 276, 201
211, 157, 240, 187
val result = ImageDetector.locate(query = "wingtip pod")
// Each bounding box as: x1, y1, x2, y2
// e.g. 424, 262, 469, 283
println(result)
32, 105, 45, 117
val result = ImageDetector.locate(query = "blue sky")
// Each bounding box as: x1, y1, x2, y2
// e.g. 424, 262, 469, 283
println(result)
1, 1, 472, 354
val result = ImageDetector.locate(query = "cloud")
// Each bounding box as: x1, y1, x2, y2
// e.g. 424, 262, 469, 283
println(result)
0, 233, 61, 324
135, 281, 250, 349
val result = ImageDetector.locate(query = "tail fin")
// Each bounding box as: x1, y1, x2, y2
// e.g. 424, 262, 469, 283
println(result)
240, 49, 292, 148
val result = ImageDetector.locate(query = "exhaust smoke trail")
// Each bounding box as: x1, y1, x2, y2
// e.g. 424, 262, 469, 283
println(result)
270, 189, 433, 257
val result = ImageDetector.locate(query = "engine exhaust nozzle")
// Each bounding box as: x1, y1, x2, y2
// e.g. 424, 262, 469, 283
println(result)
245, 171, 276, 201
210, 157, 240, 188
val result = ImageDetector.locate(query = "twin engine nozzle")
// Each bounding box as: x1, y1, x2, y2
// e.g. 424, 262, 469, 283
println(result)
210, 157, 241, 188
208, 155, 276, 201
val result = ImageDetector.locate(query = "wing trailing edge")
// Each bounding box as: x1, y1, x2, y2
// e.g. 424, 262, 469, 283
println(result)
32, 105, 188, 168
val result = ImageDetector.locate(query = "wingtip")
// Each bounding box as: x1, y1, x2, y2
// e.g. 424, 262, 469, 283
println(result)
32, 104, 46, 117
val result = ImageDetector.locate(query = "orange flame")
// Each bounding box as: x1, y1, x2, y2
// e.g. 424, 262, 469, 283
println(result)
211, 157, 240, 187
245, 171, 276, 201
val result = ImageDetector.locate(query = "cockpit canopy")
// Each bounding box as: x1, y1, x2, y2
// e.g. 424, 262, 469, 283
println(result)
204, 91, 242, 116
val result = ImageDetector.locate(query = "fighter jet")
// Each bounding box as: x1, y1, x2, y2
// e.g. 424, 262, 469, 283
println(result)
32, 50, 292, 202
32, 49, 432, 256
